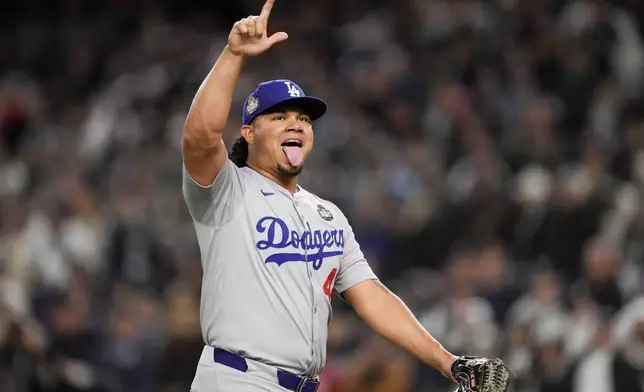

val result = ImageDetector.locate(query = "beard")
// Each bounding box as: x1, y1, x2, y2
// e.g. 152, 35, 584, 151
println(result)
277, 162, 304, 177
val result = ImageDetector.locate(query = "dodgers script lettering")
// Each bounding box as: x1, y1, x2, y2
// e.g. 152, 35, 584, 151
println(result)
255, 216, 344, 270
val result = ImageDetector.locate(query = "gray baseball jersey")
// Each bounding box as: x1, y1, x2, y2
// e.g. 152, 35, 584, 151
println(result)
182, 156, 378, 377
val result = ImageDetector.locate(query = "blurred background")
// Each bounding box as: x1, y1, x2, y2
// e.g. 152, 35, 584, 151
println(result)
1, 0, 644, 391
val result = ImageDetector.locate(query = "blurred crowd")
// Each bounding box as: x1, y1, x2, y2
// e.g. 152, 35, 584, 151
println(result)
1, 0, 644, 391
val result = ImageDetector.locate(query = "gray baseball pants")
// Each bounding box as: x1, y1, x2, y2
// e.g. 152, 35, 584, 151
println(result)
190, 346, 315, 392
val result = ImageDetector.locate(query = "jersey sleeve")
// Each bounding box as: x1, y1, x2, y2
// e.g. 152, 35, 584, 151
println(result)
182, 157, 245, 228
333, 217, 378, 294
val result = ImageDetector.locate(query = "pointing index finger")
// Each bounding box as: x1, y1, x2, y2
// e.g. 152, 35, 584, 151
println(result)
260, 0, 274, 20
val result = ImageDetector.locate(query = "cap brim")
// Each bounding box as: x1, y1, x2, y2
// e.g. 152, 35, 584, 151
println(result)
260, 96, 328, 122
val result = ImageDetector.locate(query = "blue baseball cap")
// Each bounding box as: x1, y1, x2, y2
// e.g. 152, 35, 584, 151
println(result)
241, 79, 327, 126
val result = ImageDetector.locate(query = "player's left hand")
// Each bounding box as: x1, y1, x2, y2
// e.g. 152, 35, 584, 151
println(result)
450, 356, 511, 392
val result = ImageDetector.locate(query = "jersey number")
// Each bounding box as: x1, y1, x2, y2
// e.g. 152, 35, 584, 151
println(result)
323, 268, 338, 298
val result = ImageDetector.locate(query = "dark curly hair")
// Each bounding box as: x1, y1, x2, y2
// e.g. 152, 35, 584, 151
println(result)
229, 136, 249, 167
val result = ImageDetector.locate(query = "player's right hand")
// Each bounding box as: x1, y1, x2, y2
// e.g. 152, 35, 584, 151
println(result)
227, 0, 288, 57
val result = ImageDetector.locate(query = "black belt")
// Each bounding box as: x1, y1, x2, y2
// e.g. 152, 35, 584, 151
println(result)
213, 348, 320, 392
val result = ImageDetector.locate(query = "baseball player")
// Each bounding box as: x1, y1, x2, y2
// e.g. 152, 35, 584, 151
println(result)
181, 1, 511, 391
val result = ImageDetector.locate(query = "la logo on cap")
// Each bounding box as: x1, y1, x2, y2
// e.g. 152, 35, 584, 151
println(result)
284, 81, 301, 97
246, 96, 259, 115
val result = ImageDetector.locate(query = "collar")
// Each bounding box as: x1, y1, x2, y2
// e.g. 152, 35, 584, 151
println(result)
242, 166, 303, 197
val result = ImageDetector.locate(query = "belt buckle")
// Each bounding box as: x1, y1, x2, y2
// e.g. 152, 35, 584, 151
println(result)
295, 376, 318, 392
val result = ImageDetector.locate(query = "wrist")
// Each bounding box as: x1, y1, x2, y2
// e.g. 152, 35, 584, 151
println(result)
224, 45, 246, 59
441, 353, 458, 380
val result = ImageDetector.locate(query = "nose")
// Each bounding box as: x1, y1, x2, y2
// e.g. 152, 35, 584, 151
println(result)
285, 118, 304, 132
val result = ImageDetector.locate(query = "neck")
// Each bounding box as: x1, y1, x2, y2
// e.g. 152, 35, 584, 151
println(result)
247, 163, 299, 194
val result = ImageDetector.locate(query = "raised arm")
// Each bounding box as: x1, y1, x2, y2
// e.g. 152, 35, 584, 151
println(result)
182, 0, 288, 186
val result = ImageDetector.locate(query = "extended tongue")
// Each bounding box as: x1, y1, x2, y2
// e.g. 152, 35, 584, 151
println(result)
282, 146, 304, 167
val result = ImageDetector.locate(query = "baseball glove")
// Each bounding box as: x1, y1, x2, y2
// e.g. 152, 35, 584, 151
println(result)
450, 356, 511, 392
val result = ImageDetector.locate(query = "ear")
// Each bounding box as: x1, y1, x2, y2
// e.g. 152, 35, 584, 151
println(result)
241, 125, 254, 145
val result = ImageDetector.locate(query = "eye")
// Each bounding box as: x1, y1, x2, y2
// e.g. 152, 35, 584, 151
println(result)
299, 116, 311, 123
273, 114, 285, 121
